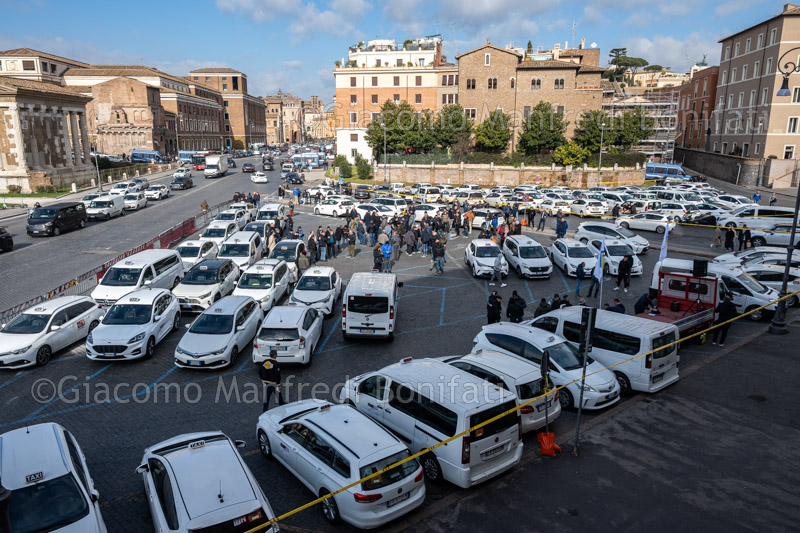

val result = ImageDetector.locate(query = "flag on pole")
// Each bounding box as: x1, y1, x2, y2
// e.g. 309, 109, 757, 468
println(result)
658, 222, 670, 263
593, 236, 605, 280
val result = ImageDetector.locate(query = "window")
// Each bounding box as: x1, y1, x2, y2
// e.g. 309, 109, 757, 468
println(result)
65, 435, 88, 492
350, 94, 357, 105
755, 143, 760, 155
728, 94, 733, 109
350, 77, 356, 87
722, 142, 728, 154
193, 76, 198, 80
738, 92, 744, 108
393, 94, 400, 104
762, 87, 769, 106
721, 71, 727, 85
396, 58, 403, 67
749, 90, 756, 107
349, 112, 357, 124
770, 28, 777, 45
523, 105, 531, 119
757, 33, 764, 49
415, 75, 422, 87
224, 112, 229, 120
350, 133, 358, 142
371, 112, 380, 121
232, 76, 238, 90
746, 38, 751, 53
743, 143, 750, 156
351, 148, 358, 157
485, 53, 490, 66
415, 93, 422, 104
222, 84, 228, 91
41, 61, 47, 72
371, 94, 378, 104
732, 68, 737, 82
487, 77, 497, 90
22, 60, 35, 71
734, 42, 740, 57
742, 64, 748, 80
466, 78, 476, 89
393, 76, 400, 86
793, 87, 800, 103
531, 78, 541, 89
371, 76, 377, 86
788, 117, 798, 134
357, 375, 387, 400
465, 108, 477, 119
724, 46, 730, 61
557, 105, 565, 115
225, 124, 230, 132
223, 100, 228, 107
784, 145, 795, 159
765, 57, 772, 74
510, 78, 515, 89
754, 61, 760, 77
149, 459, 179, 530
719, 95, 725, 108
554, 78, 565, 89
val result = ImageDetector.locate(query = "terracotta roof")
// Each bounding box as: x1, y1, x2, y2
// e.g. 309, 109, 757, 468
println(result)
188, 67, 243, 74
517, 59, 581, 70
159, 89, 220, 105
0, 47, 89, 67
0, 77, 91, 99
578, 64, 607, 73
455, 43, 522, 60
601, 79, 615, 92
64, 65, 189, 87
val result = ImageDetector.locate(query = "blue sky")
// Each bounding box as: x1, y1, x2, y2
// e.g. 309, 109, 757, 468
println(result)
0, 0, 781, 102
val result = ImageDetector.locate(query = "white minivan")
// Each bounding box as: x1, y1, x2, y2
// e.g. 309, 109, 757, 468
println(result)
86, 195, 125, 220
528, 307, 680, 396
90, 249, 185, 306
342, 272, 402, 340
502, 235, 552, 278
340, 357, 523, 488
218, 231, 264, 268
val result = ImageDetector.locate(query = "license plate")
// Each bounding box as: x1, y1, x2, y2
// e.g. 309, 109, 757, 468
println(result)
359, 329, 375, 334
386, 492, 410, 507
652, 373, 664, 384
103, 353, 117, 358
536, 400, 553, 412
272, 346, 289, 351
189, 360, 203, 366
606, 391, 619, 400
481, 444, 504, 459
180, 303, 192, 310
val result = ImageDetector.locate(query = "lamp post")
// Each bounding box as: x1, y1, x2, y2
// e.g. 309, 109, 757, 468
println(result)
768, 47, 800, 335
597, 119, 606, 183
382, 116, 387, 184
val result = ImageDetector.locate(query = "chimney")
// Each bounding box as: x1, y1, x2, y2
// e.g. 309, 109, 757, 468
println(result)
580, 37, 586, 49
785, 4, 799, 12
553, 43, 560, 61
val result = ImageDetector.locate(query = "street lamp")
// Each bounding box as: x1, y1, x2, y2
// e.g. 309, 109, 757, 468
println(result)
381, 115, 387, 184
768, 47, 800, 335
597, 120, 606, 182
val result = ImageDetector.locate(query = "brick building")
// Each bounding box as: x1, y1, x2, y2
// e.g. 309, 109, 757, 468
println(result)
187, 68, 265, 150
0, 78, 93, 193
456, 40, 605, 152
710, 3, 800, 158
0, 48, 88, 85
676, 66, 719, 151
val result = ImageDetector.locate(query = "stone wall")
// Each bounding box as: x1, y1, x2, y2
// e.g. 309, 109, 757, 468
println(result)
675, 147, 762, 186
764, 158, 799, 189
375, 162, 644, 188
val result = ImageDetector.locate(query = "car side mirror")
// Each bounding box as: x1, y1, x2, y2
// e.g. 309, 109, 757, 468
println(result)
143, 280, 152, 286
50, 325, 61, 331
184, 323, 192, 329
90, 489, 100, 503
234, 440, 247, 449
135, 464, 148, 474
237, 325, 246, 332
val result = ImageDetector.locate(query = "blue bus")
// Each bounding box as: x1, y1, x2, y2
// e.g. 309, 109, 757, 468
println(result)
291, 152, 321, 169
178, 150, 197, 163
645, 162, 690, 182
130, 149, 165, 163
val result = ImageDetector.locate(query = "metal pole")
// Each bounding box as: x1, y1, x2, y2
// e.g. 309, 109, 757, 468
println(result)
94, 153, 103, 193
769, 169, 800, 334
572, 306, 596, 456
383, 120, 387, 184
598, 121, 605, 184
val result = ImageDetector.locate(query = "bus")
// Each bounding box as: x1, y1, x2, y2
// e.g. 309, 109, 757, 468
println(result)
192, 150, 220, 170
130, 149, 164, 163
290, 152, 321, 169
645, 163, 690, 183
178, 150, 197, 163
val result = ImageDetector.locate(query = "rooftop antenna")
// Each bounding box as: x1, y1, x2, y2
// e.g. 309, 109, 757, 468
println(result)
571, 21, 578, 49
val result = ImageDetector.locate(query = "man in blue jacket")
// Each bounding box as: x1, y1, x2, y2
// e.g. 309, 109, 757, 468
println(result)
381, 241, 393, 272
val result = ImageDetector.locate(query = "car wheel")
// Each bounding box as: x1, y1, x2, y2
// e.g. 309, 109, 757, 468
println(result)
230, 346, 239, 365
88, 320, 99, 332
655, 225, 665, 234
172, 312, 181, 332
314, 208, 321, 215
79, 219, 86, 228
789, 295, 799, 308
559, 388, 574, 410
603, 263, 610, 275
673, 216, 682, 223
746, 305, 763, 321
52, 227, 61, 236
144, 337, 156, 359
472, 265, 479, 278
332, 211, 338, 217
0, 240, 12, 252
751, 237, 766, 247
320, 490, 342, 525
619, 222, 629, 229
36, 345, 52, 366
421, 454, 444, 484
725, 222, 736, 228
579, 238, 588, 244
120, 209, 124, 217
615, 372, 632, 396
258, 430, 272, 458
516, 265, 523, 277
172, 277, 181, 289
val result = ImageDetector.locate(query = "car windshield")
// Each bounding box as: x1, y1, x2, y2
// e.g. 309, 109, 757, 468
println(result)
605, 245, 633, 256
548, 341, 586, 371
3, 312, 51, 334
257, 211, 279, 220
683, 193, 701, 202
739, 273, 769, 294
9, 474, 89, 533
190, 313, 233, 334
29, 208, 57, 219
203, 227, 226, 238
183, 267, 220, 285
239, 272, 272, 288
173, 177, 185, 182
476, 246, 500, 258
112, 184, 128, 189
296, 276, 331, 291
103, 304, 152, 325
616, 226, 636, 238
270, 245, 297, 261
245, 223, 265, 234
519, 246, 547, 259
82, 195, 98, 201
567, 247, 594, 258
124, 194, 138, 201
361, 449, 419, 490
89, 201, 110, 208
177, 246, 200, 258
217, 213, 235, 220
101, 267, 142, 286
258, 327, 298, 341
219, 243, 250, 257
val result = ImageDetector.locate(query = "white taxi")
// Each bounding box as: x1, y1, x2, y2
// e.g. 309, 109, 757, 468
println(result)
173, 259, 240, 313
256, 401, 425, 528
289, 266, 342, 316
199, 220, 238, 248
0, 423, 108, 532
502, 235, 552, 278
233, 259, 291, 311
144, 184, 170, 200
314, 197, 355, 217
251, 171, 269, 183
108, 181, 137, 196
586, 239, 643, 276
465, 239, 508, 278
136, 432, 277, 532
176, 239, 219, 270
173, 167, 191, 178
86, 289, 180, 361
0, 296, 103, 368
175, 295, 263, 368
216, 209, 248, 230
549, 238, 597, 277
123, 192, 147, 210
252, 305, 323, 365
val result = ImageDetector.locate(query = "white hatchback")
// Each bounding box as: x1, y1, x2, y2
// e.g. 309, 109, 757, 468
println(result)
465, 239, 508, 278
549, 238, 597, 277
144, 184, 170, 200
289, 266, 343, 316
123, 192, 147, 210
615, 212, 676, 234
199, 220, 238, 247
86, 288, 180, 361
586, 239, 643, 276
216, 209, 248, 229
315, 197, 355, 217
573, 221, 650, 254
233, 259, 291, 311
176, 240, 219, 270
251, 171, 269, 183
252, 305, 323, 364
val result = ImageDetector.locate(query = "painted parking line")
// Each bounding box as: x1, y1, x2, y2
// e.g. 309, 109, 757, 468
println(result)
316, 315, 343, 352
21, 363, 112, 422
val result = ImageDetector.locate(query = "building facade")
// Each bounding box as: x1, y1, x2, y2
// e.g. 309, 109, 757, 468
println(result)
0, 48, 88, 85
187, 68, 265, 149
710, 3, 800, 158
676, 66, 719, 150
264, 96, 283, 145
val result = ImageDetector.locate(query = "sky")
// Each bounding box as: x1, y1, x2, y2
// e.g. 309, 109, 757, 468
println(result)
0, 0, 782, 102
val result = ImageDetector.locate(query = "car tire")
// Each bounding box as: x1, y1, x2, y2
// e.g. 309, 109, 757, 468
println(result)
120, 209, 124, 217
52, 227, 61, 236
603, 263, 610, 275
230, 346, 239, 366
789, 295, 799, 308
516, 265, 523, 278
746, 305, 763, 321
332, 211, 338, 217
579, 238, 588, 244
314, 208, 321, 215
751, 237, 766, 247
258, 430, 272, 458
88, 320, 99, 332
172, 312, 181, 333
725, 222, 736, 228
79, 219, 86, 228
0, 240, 12, 252
144, 337, 156, 360
472, 265, 479, 278
172, 277, 181, 289
655, 225, 665, 234
673, 216, 682, 223
36, 345, 52, 366
559, 388, 574, 410
320, 490, 343, 525
619, 222, 629, 229
615, 372, 632, 396
421, 454, 444, 484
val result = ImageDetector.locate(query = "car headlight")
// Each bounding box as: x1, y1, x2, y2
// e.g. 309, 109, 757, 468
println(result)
11, 345, 32, 355
211, 348, 226, 355
87, 332, 93, 344
290, 295, 299, 302
128, 332, 145, 344
176, 346, 188, 355
198, 291, 212, 299
583, 384, 597, 392
44, 222, 53, 227
261, 295, 271, 303
322, 295, 332, 303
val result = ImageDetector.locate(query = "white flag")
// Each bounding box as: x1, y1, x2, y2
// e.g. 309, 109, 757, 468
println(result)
593, 236, 605, 280
658, 222, 670, 263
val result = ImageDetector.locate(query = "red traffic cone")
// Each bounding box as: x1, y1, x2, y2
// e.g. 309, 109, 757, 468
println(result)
538, 432, 561, 457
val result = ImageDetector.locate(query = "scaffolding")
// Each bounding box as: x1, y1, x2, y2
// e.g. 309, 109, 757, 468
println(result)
603, 88, 680, 163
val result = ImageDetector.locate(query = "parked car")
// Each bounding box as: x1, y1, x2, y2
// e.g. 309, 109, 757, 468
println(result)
144, 184, 170, 200
615, 213, 675, 234
503, 235, 552, 278
289, 266, 342, 316
586, 239, 643, 276
252, 305, 322, 364
549, 238, 597, 277
233, 259, 291, 311
123, 192, 148, 210
465, 239, 508, 278
353, 185, 371, 200
26, 202, 87, 237
0, 226, 12, 252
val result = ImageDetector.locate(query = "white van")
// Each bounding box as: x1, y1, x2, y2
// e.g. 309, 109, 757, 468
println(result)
86, 195, 125, 220
503, 235, 553, 278
528, 307, 680, 395
340, 357, 523, 488
651, 258, 779, 321
217, 231, 263, 268
342, 272, 402, 340
716, 205, 797, 229
90, 249, 185, 306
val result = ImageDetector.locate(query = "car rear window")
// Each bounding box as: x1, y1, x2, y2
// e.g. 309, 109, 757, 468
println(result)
347, 296, 389, 314
516, 379, 544, 400
469, 400, 517, 441
258, 328, 299, 341
652, 331, 676, 360
360, 449, 419, 490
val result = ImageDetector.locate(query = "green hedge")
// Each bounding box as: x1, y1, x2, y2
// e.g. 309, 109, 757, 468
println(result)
384, 151, 646, 168
585, 152, 647, 168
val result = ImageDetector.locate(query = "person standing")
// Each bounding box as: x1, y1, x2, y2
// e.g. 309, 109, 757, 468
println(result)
506, 291, 527, 323
753, 190, 761, 204
550, 294, 562, 311
534, 298, 551, 317
556, 217, 568, 239
587, 265, 601, 298
769, 193, 777, 206
724, 227, 736, 252
575, 261, 586, 296
487, 291, 502, 324
743, 224, 752, 249
347, 230, 356, 258
615, 252, 633, 293
537, 209, 548, 231
489, 253, 506, 287
711, 295, 738, 347
259, 350, 284, 411
381, 241, 392, 272
713, 226, 722, 249
296, 250, 310, 275
611, 203, 621, 219
737, 226, 746, 251
432, 238, 445, 275
372, 245, 383, 271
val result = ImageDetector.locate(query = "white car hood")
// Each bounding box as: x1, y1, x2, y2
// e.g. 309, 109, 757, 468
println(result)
518, 257, 551, 268
474, 257, 505, 268
232, 287, 273, 301
91, 284, 138, 302
173, 283, 220, 298
91, 324, 146, 344
291, 289, 332, 304
52, 513, 103, 533
0, 333, 40, 353
179, 332, 230, 355
567, 360, 615, 388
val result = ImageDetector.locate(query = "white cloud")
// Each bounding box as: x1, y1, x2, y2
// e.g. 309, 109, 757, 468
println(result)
715, 0, 759, 16
383, 0, 425, 36
217, 0, 371, 36
281, 60, 302, 69
215, 0, 298, 23
624, 32, 721, 72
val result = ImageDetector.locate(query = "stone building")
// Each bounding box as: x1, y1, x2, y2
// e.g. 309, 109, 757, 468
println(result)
187, 68, 265, 150
264, 96, 283, 145
676, 66, 719, 151
0, 48, 88, 85
0, 77, 93, 193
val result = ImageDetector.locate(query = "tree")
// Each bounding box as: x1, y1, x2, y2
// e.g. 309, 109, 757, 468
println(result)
364, 100, 437, 158
516, 101, 568, 155
620, 56, 648, 75
644, 64, 665, 71
612, 107, 655, 150
403, 39, 413, 49
354, 154, 371, 180
474, 110, 512, 153
608, 48, 627, 81
553, 142, 591, 166
573, 110, 610, 153
527, 40, 533, 54
433, 104, 473, 150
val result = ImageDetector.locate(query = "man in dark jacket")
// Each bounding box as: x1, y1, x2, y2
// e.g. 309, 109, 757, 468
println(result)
259, 350, 284, 411
607, 298, 625, 313
487, 291, 502, 324
556, 217, 568, 238
550, 293, 562, 311
611, 203, 621, 219
534, 298, 551, 317
711, 295, 738, 346
432, 239, 445, 274
615, 252, 634, 293
575, 262, 586, 296
307, 234, 317, 264
506, 291, 527, 323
